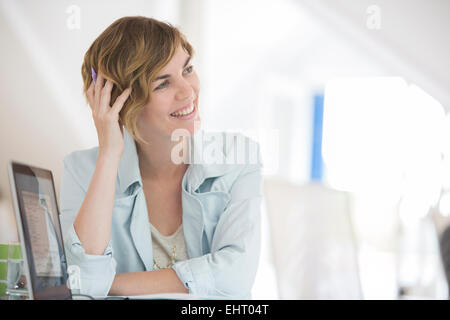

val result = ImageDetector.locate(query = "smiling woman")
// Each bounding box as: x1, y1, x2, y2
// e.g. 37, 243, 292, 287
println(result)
80, 16, 198, 145
60, 15, 263, 299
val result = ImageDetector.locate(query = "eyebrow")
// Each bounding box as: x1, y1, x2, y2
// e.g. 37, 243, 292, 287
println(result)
152, 56, 191, 82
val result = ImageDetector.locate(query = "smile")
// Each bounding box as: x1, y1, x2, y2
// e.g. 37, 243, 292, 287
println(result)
170, 102, 196, 119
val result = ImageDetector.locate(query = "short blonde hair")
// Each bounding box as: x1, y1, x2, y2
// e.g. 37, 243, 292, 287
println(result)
81, 16, 195, 145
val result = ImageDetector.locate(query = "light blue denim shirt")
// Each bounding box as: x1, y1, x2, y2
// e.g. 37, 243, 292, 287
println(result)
59, 128, 263, 299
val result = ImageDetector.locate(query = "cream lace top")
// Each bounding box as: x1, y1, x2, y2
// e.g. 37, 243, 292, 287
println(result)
150, 222, 189, 270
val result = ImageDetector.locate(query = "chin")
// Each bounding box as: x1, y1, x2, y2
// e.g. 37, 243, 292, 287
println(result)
167, 120, 201, 141
182, 118, 202, 136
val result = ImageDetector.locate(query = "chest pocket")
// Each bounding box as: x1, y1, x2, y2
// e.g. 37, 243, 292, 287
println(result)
194, 177, 231, 223
195, 191, 230, 222
112, 193, 137, 225
193, 177, 231, 251
195, 191, 230, 253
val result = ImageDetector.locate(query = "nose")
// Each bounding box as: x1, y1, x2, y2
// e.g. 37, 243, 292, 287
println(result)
176, 78, 195, 101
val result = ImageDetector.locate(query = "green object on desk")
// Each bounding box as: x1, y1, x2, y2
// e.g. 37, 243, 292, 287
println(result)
0, 262, 6, 280
0, 243, 23, 299
0, 243, 22, 260
0, 244, 8, 260
0, 282, 6, 297
9, 245, 22, 260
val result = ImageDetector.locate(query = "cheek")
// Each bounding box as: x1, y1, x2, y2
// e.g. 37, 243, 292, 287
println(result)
136, 110, 146, 128
140, 102, 172, 124
137, 105, 154, 126
192, 73, 200, 89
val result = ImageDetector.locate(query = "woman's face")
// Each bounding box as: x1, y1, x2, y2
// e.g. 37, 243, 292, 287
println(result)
137, 45, 201, 141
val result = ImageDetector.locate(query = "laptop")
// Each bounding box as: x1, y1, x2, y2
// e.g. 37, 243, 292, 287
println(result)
8, 161, 72, 300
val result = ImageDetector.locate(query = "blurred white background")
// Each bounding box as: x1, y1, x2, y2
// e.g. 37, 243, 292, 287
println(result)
1, 0, 449, 299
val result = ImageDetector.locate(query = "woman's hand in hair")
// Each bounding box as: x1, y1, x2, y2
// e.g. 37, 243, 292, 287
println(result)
86, 72, 131, 160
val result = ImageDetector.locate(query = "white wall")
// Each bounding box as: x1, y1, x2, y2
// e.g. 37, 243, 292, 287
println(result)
301, 0, 450, 111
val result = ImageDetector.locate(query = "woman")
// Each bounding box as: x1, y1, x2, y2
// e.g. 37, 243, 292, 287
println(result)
59, 16, 263, 299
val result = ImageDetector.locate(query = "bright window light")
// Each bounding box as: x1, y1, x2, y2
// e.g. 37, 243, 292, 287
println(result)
322, 77, 446, 219
439, 193, 450, 217
321, 77, 447, 299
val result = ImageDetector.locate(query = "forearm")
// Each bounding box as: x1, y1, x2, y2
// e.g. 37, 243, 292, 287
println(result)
73, 153, 120, 255
108, 268, 189, 296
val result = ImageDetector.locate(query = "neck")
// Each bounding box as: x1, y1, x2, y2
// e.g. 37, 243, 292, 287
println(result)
136, 135, 189, 182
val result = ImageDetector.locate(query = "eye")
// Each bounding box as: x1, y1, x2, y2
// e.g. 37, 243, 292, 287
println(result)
156, 80, 168, 90
155, 65, 194, 91
184, 65, 194, 74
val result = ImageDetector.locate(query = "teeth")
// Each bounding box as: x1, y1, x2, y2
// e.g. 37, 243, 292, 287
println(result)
171, 104, 194, 117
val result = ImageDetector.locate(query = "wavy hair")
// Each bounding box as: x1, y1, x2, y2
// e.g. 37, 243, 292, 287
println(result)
81, 16, 195, 145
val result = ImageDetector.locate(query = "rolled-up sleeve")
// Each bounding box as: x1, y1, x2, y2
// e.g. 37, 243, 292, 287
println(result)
172, 161, 263, 299
59, 155, 117, 297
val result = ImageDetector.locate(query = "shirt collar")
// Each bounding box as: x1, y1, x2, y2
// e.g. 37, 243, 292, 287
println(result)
117, 128, 236, 194
117, 128, 141, 194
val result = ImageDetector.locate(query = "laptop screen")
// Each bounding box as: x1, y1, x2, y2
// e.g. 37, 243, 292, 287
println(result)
9, 162, 71, 300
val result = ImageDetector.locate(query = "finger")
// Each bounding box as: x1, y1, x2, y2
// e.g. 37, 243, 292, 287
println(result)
86, 81, 95, 110
111, 88, 131, 115
99, 80, 114, 113
94, 72, 105, 108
